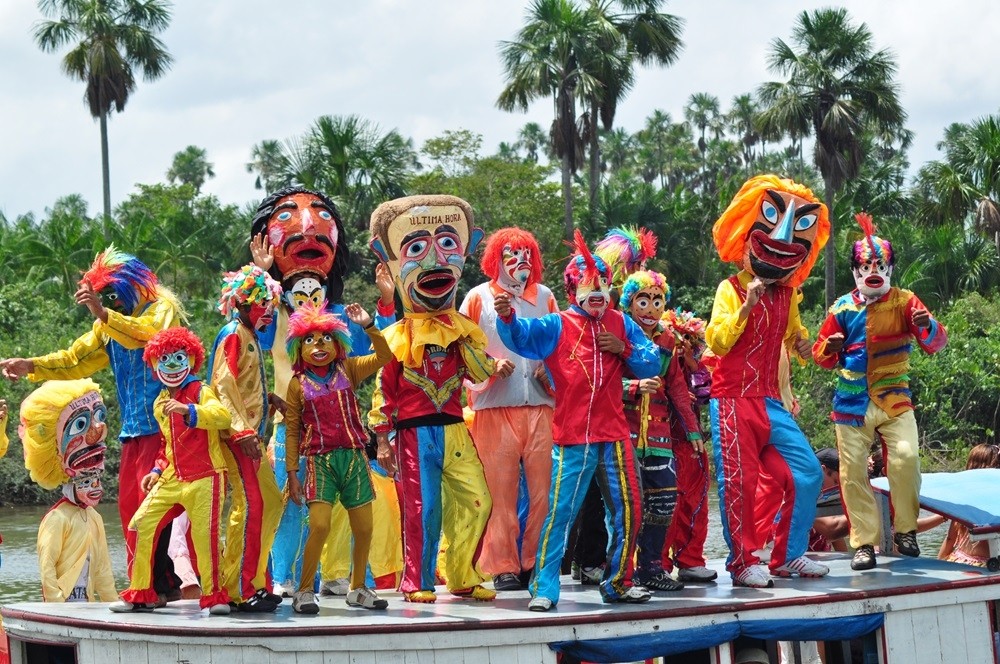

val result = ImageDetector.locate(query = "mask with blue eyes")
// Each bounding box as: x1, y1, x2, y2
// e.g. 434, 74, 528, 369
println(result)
266, 192, 339, 280
155, 349, 192, 388
54, 390, 108, 480
742, 189, 822, 283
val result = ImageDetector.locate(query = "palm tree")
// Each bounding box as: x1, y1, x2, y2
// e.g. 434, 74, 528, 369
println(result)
516, 122, 550, 164
166, 145, 215, 194
684, 92, 720, 165
34, 0, 173, 221
246, 140, 291, 194
601, 127, 635, 174
728, 93, 760, 167
758, 8, 906, 306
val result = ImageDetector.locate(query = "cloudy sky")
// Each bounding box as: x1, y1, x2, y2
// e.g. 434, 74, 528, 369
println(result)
2, 0, 998, 220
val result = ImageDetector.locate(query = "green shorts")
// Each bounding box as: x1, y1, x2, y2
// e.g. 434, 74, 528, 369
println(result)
304, 448, 375, 509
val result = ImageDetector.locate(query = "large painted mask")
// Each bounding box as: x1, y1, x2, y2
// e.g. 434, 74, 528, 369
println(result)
851, 212, 894, 301
564, 230, 613, 319
283, 275, 327, 311
370, 195, 484, 314
621, 270, 670, 334
80, 245, 159, 315
713, 175, 830, 288
218, 264, 282, 331
479, 227, 543, 298
144, 326, 206, 389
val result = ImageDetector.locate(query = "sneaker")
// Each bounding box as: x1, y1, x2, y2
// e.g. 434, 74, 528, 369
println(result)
403, 590, 437, 603
237, 590, 279, 613
528, 596, 554, 612
208, 602, 231, 616
292, 590, 319, 614
601, 585, 652, 604
451, 585, 497, 601
772, 556, 830, 578
638, 571, 685, 592
492, 572, 522, 591
260, 588, 283, 605
580, 565, 604, 586
851, 544, 877, 571
733, 565, 774, 588
346, 586, 388, 610
319, 577, 350, 596
273, 581, 294, 598
894, 530, 920, 557
677, 566, 718, 582
109, 601, 155, 613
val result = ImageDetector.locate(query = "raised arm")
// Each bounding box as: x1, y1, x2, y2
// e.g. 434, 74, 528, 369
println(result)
906, 293, 948, 354
496, 309, 561, 362
23, 323, 110, 381
101, 298, 178, 349
344, 326, 394, 387
706, 279, 750, 357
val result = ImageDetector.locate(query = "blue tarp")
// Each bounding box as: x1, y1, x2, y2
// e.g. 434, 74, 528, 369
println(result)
549, 614, 885, 662
872, 469, 1000, 532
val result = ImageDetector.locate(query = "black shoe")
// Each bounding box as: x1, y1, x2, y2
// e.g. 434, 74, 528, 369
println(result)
492, 572, 522, 591
518, 568, 534, 588
260, 588, 283, 605
638, 571, 685, 592
237, 589, 279, 613
580, 565, 604, 586
894, 530, 920, 557
851, 544, 877, 571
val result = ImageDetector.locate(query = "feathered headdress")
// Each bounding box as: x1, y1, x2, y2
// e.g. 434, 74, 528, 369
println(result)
79, 245, 158, 313
620, 270, 670, 312
851, 212, 894, 267
143, 327, 206, 374
563, 229, 611, 298
218, 264, 282, 319
595, 226, 658, 287
285, 301, 352, 372
20, 379, 103, 489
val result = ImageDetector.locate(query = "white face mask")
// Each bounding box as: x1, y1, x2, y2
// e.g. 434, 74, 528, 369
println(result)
498, 245, 532, 296
852, 259, 892, 301
575, 275, 612, 318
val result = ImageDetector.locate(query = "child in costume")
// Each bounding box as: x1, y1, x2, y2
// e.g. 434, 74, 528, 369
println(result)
112, 327, 232, 614
1, 247, 183, 596
368, 194, 513, 604
20, 379, 117, 603
707, 174, 830, 588
283, 301, 393, 613
812, 213, 948, 571
209, 264, 284, 612
495, 230, 660, 612
619, 270, 704, 592
459, 227, 557, 591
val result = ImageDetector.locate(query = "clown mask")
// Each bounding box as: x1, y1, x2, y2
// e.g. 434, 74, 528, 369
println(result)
284, 275, 327, 311
56, 390, 108, 480
98, 286, 133, 314
155, 349, 192, 388
302, 331, 338, 368
853, 258, 892, 302
242, 302, 275, 331
575, 273, 612, 319
66, 471, 104, 508
267, 192, 339, 280
498, 244, 533, 297
743, 190, 822, 283
629, 287, 667, 333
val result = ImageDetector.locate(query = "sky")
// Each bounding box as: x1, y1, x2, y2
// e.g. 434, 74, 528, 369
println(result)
2, 0, 999, 221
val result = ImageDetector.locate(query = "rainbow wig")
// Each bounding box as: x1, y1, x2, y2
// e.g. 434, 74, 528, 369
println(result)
563, 229, 611, 300
712, 174, 830, 288
143, 327, 206, 374
20, 379, 102, 490
851, 212, 894, 269
595, 227, 658, 288
479, 227, 544, 284
218, 264, 282, 319
285, 301, 352, 372
620, 270, 670, 312
79, 245, 158, 313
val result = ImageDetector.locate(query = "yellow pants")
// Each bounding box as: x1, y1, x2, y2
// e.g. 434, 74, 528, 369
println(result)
221, 441, 282, 601
836, 404, 920, 548
321, 469, 403, 581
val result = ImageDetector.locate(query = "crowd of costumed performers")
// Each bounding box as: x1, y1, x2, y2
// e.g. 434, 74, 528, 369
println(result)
0, 173, 954, 617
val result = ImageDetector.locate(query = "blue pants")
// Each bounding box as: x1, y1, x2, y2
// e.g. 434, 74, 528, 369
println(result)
531, 441, 642, 605
636, 454, 677, 579
270, 424, 310, 587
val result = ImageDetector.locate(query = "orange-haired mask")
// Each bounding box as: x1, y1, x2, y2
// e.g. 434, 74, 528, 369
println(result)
743, 190, 822, 283
499, 244, 533, 297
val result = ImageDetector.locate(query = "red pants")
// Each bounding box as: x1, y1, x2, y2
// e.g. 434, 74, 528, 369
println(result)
663, 437, 711, 570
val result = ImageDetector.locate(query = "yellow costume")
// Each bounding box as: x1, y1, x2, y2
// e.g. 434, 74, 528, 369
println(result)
38, 500, 117, 602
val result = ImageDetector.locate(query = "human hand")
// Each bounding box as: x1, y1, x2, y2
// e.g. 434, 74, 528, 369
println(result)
75, 282, 108, 323
744, 278, 765, 309
690, 436, 706, 454
162, 399, 188, 416
238, 434, 262, 461
268, 393, 287, 417
637, 377, 662, 394
376, 433, 396, 475
793, 331, 811, 359
375, 263, 395, 307
287, 473, 304, 506
140, 472, 160, 494
0, 358, 34, 381
494, 293, 512, 319
345, 302, 373, 328
912, 308, 930, 329
494, 358, 515, 379
250, 234, 274, 271
597, 331, 626, 355
0, 399, 6, 422
533, 365, 551, 390
824, 333, 846, 355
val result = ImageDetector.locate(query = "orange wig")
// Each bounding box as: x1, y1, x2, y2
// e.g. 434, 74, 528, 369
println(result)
479, 227, 544, 285
712, 174, 830, 287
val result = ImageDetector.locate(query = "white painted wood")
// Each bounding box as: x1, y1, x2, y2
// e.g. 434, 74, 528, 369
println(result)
960, 602, 996, 663
348, 651, 377, 664
323, 652, 351, 664
372, 650, 406, 664
294, 650, 324, 664
883, 610, 918, 664
431, 647, 466, 664
90, 639, 121, 661
177, 642, 214, 664
211, 644, 248, 664
908, 606, 950, 664
75, 639, 95, 664
118, 640, 149, 664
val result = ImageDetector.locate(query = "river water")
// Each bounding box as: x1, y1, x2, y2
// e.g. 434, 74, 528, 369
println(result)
0, 497, 948, 608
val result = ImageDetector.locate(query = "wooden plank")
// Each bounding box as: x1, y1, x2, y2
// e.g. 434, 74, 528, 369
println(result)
516, 643, 552, 664
323, 650, 350, 664
294, 651, 323, 664
371, 651, 406, 664
348, 651, 377, 664
431, 647, 465, 664
211, 644, 247, 664
75, 639, 95, 664
883, 610, 918, 664
909, 606, 950, 664
178, 643, 214, 664
961, 602, 995, 663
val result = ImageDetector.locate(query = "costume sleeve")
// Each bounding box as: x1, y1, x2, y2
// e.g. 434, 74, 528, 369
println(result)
705, 279, 747, 357
194, 384, 233, 431
906, 293, 948, 354
92, 516, 118, 602
375, 299, 396, 324
622, 315, 660, 379
101, 299, 176, 349
459, 290, 482, 326
0, 410, 8, 459
368, 362, 400, 434
622, 379, 641, 402
37, 511, 66, 602
782, 288, 809, 364
149, 392, 170, 473
283, 378, 304, 473
29, 322, 110, 381
210, 332, 255, 442
344, 327, 394, 387
666, 354, 701, 440
496, 311, 561, 361
812, 309, 846, 370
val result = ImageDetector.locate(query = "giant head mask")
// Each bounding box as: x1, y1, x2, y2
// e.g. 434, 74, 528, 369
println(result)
369, 195, 484, 314
20, 379, 107, 507
218, 264, 283, 331
712, 175, 830, 287
479, 227, 543, 298
851, 212, 895, 301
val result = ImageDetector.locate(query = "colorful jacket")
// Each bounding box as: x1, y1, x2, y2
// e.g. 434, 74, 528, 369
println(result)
706, 271, 808, 399
29, 298, 180, 439
152, 378, 231, 482
37, 499, 117, 602
812, 287, 947, 426
497, 306, 660, 445
623, 326, 702, 456
209, 321, 268, 443
285, 327, 392, 468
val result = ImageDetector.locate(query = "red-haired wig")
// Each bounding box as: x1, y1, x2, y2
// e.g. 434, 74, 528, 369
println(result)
479, 227, 544, 285
143, 327, 206, 374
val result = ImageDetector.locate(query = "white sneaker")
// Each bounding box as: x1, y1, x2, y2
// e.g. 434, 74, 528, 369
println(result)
273, 581, 294, 598
292, 590, 320, 614
319, 578, 350, 596
772, 556, 830, 578
109, 600, 155, 613
677, 566, 718, 582
346, 586, 388, 610
208, 602, 231, 616
528, 596, 554, 612
733, 565, 774, 588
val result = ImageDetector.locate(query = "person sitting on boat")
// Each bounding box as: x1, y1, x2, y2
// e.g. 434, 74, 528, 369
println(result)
937, 444, 1000, 566
20, 379, 117, 603
813, 212, 948, 571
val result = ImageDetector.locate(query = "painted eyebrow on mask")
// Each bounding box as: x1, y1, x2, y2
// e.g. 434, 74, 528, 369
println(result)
402, 229, 432, 245
796, 203, 821, 215
766, 190, 786, 212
